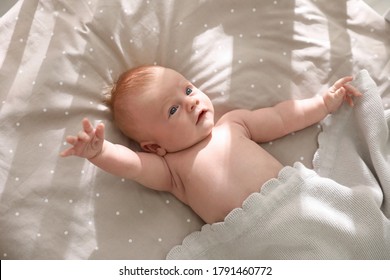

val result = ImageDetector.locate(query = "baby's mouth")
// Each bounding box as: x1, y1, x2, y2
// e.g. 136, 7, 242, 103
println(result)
196, 109, 207, 125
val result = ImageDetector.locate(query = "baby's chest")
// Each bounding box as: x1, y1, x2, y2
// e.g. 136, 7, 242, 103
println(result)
178, 132, 260, 185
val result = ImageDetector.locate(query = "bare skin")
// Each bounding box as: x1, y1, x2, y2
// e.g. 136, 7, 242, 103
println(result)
61, 67, 362, 224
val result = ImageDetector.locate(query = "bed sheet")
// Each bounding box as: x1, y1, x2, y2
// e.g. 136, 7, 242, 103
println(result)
0, 0, 389, 259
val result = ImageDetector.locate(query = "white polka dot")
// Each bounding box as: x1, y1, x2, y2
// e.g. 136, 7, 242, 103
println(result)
277, 84, 282, 89
15, 212, 20, 216
3, 253, 7, 257
19, 38, 24, 43
259, 58, 264, 63
59, 81, 63, 86
239, 34, 243, 38
121, 178, 125, 182
42, 108, 47, 113
257, 33, 261, 38
128, 239, 133, 243
64, 111, 69, 115
69, 199, 73, 204
274, 1, 278, 4
187, 218, 191, 223
9, 149, 13, 154
89, 47, 94, 52
44, 198, 49, 203
251, 84, 255, 88
300, 156, 304, 161
82, 74, 86, 79
158, 238, 162, 242
139, 210, 143, 214
64, 231, 69, 235
174, 49, 178, 53
116, 211, 120, 215
238, 59, 242, 64
99, 9, 103, 13
230, 9, 234, 13
37, 233, 41, 237
96, 193, 100, 197
15, 177, 19, 182
16, 122, 20, 127
50, 170, 54, 174
165, 200, 170, 204
252, 8, 257, 12
280, 21, 284, 25
204, 23, 208, 28
32, 81, 36, 85
269, 141, 273, 145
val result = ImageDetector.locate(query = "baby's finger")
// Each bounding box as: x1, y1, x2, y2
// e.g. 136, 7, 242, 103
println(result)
95, 123, 105, 140
66, 135, 78, 145
344, 84, 362, 97
332, 76, 353, 91
82, 118, 94, 134
345, 94, 354, 107
78, 131, 90, 142
60, 148, 75, 157
334, 86, 346, 98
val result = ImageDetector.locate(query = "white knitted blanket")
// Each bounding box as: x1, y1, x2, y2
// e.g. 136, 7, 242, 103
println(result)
167, 70, 390, 259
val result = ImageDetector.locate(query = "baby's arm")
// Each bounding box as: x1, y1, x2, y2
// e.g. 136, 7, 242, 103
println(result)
225, 76, 362, 142
61, 118, 173, 192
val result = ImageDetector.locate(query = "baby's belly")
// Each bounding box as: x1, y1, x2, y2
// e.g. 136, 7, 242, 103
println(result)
187, 152, 284, 224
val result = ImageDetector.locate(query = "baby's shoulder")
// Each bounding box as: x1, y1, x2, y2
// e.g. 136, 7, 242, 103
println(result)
217, 109, 252, 127
216, 110, 252, 136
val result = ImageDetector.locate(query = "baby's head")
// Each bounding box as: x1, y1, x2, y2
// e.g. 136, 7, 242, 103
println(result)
107, 65, 215, 156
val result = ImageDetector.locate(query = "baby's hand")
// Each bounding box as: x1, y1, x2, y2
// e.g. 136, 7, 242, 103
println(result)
60, 118, 105, 159
323, 76, 362, 113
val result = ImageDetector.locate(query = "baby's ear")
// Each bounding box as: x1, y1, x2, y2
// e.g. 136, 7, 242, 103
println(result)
140, 142, 167, 156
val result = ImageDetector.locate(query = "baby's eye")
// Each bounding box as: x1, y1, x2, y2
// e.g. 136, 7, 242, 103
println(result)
185, 87, 192, 95
169, 106, 178, 117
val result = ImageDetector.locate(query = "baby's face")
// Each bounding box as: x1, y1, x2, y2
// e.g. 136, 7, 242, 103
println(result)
133, 67, 215, 154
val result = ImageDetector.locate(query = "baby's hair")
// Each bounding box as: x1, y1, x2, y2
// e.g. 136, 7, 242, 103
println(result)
105, 65, 161, 110
104, 65, 162, 141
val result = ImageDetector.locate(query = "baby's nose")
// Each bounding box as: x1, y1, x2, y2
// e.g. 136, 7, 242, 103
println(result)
187, 97, 200, 111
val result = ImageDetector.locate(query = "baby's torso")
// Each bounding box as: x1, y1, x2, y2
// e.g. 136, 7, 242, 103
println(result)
166, 121, 283, 224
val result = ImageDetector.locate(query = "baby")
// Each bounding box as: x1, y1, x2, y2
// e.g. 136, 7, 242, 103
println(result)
61, 66, 362, 224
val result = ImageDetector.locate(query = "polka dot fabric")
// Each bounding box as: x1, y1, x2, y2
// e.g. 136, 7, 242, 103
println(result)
0, 0, 389, 259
